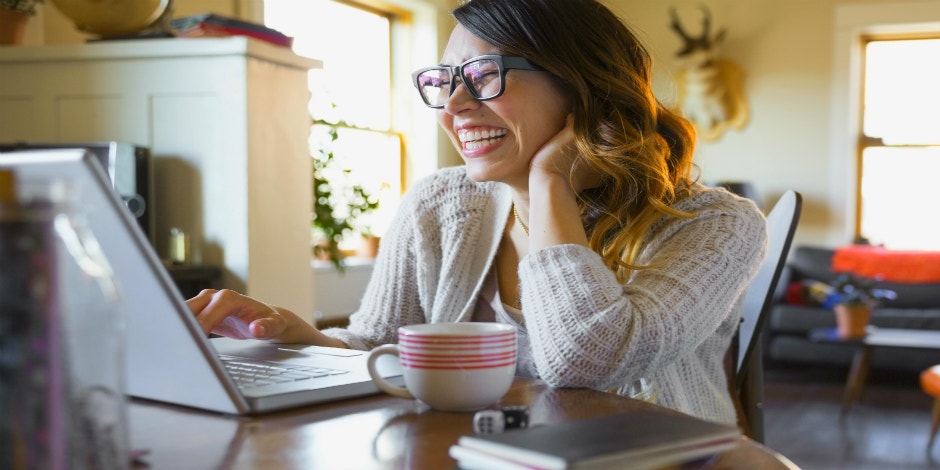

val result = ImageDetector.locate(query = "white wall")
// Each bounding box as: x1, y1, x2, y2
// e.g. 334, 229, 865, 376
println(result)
19, 0, 454, 319
604, 0, 940, 249
30, 0, 457, 182
29, 0, 940, 252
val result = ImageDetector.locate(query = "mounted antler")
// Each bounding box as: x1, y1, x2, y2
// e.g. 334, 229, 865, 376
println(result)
669, 6, 726, 58
668, 5, 747, 141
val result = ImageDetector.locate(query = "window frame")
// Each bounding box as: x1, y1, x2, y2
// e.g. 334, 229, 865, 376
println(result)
854, 33, 940, 247
832, 3, 940, 248
261, 0, 411, 249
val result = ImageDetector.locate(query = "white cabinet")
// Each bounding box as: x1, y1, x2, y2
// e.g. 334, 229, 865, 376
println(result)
311, 259, 374, 326
0, 37, 321, 319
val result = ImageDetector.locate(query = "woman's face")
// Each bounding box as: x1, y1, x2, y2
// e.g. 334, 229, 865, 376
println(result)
437, 25, 572, 186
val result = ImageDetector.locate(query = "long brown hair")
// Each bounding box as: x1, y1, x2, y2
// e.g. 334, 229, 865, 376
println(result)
454, 0, 698, 281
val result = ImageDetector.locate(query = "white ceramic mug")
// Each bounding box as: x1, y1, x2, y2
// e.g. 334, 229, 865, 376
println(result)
366, 323, 517, 412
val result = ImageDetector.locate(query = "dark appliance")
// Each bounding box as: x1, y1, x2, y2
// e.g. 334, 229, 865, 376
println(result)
0, 141, 155, 246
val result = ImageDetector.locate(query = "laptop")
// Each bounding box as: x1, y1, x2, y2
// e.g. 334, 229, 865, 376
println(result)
0, 148, 402, 415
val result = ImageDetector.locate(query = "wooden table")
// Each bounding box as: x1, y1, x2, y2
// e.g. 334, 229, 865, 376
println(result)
809, 327, 940, 415
129, 377, 798, 469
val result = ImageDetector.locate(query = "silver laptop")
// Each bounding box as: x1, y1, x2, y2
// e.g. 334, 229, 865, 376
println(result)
0, 148, 402, 415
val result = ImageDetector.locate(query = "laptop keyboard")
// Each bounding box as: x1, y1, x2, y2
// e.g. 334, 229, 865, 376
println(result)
219, 355, 349, 388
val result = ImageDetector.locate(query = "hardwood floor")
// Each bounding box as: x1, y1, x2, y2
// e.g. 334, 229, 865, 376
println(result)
762, 362, 939, 469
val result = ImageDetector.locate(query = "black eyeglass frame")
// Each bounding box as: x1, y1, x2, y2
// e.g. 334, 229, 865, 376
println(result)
411, 55, 544, 108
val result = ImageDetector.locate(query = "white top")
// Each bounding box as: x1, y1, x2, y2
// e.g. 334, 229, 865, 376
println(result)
471, 267, 537, 379
323, 166, 768, 425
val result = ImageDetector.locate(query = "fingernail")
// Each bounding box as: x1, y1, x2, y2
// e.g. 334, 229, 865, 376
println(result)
255, 323, 267, 337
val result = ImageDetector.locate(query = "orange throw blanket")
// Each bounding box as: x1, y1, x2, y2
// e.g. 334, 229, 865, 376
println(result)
832, 245, 940, 283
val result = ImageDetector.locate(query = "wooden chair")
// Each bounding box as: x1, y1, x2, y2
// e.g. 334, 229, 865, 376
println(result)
728, 190, 802, 443
921, 365, 940, 447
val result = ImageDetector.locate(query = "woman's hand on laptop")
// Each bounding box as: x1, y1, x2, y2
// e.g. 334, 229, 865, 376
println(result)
186, 289, 348, 348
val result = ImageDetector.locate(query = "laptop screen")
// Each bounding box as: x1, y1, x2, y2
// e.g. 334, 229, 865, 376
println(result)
0, 148, 247, 414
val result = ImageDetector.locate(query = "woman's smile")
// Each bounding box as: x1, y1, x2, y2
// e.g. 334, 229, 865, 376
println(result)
435, 25, 572, 185
458, 127, 508, 152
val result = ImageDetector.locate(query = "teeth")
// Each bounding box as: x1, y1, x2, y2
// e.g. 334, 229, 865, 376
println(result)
466, 139, 500, 150
458, 128, 507, 145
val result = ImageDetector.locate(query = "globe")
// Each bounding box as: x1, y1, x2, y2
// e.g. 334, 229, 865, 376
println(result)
49, 0, 171, 36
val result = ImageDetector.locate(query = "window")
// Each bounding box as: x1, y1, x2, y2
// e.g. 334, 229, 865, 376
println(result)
857, 37, 940, 250
264, 0, 403, 249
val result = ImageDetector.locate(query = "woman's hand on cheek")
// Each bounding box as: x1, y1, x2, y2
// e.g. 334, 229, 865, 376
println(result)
529, 114, 603, 194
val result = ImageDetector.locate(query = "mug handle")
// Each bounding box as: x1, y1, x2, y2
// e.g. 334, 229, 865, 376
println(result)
367, 344, 414, 399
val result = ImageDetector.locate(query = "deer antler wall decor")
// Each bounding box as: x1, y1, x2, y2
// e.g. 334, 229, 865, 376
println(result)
669, 5, 749, 141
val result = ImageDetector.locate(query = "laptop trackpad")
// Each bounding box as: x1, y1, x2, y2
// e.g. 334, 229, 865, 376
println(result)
208, 337, 402, 378
210, 337, 360, 360
276, 344, 363, 358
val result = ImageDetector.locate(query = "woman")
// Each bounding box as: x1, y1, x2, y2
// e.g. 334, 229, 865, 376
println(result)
188, 0, 767, 426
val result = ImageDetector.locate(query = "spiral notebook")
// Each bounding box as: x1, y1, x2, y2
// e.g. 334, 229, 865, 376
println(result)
0, 148, 402, 415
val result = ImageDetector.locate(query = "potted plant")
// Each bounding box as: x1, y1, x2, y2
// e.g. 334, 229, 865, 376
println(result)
0, 0, 43, 44
311, 118, 379, 272
825, 273, 897, 339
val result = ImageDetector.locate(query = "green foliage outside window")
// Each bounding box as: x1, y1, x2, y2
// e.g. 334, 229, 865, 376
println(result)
311, 118, 379, 272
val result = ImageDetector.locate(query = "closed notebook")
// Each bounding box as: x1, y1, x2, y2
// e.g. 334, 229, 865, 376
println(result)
449, 410, 741, 470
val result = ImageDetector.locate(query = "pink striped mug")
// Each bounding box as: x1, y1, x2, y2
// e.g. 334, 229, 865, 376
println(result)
366, 323, 517, 411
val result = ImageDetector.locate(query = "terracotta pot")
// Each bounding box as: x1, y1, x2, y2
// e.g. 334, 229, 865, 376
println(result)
355, 235, 381, 258
0, 8, 29, 45
834, 304, 871, 339
312, 239, 334, 261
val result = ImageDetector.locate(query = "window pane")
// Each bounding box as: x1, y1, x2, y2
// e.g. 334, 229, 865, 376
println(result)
864, 39, 940, 145
265, 0, 401, 245
860, 147, 940, 250
265, 0, 391, 129
310, 125, 402, 240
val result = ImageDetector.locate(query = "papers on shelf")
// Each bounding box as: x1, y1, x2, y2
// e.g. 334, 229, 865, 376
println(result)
171, 14, 293, 48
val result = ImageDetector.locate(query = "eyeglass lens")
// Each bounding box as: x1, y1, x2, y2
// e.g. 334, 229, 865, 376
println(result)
416, 57, 503, 107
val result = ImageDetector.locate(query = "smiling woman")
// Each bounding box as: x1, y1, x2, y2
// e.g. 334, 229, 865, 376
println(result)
190, 0, 769, 430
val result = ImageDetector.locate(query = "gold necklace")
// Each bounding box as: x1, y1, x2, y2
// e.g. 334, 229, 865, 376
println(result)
512, 204, 529, 237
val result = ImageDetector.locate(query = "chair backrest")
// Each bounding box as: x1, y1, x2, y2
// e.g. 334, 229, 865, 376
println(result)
736, 190, 802, 388
730, 190, 801, 443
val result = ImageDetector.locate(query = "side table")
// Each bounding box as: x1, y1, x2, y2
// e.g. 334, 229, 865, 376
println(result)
809, 327, 940, 415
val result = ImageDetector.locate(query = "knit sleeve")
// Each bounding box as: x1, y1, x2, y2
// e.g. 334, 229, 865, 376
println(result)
319, 168, 496, 350
518, 196, 767, 390
320, 178, 430, 350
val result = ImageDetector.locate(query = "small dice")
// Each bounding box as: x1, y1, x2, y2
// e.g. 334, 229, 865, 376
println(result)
472, 406, 530, 434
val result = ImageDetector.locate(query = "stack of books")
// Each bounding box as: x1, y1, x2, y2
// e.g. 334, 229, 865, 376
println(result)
171, 13, 293, 48
449, 410, 742, 470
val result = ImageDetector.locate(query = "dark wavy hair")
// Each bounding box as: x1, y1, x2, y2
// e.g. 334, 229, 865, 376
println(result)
453, 0, 698, 280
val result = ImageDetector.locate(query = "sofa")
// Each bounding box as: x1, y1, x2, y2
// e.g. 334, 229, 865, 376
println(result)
765, 245, 940, 372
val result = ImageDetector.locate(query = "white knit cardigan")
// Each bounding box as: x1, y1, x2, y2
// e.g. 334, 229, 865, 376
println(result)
323, 166, 768, 425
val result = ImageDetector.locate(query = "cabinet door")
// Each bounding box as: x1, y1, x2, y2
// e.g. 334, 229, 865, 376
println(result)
0, 39, 318, 320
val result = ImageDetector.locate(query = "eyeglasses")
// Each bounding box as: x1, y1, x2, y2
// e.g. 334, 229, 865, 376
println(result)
412, 55, 544, 108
